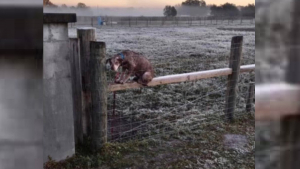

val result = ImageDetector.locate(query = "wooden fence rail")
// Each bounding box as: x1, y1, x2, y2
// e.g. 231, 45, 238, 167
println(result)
255, 83, 300, 121
108, 64, 255, 92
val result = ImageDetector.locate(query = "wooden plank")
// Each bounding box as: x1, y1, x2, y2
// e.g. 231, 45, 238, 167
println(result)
255, 83, 300, 121
240, 64, 255, 73
108, 65, 254, 92
109, 68, 231, 92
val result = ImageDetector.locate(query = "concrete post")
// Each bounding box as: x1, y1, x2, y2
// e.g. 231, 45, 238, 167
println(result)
0, 6, 43, 169
43, 13, 77, 162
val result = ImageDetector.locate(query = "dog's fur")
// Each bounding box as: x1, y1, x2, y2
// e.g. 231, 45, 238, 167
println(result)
106, 50, 154, 86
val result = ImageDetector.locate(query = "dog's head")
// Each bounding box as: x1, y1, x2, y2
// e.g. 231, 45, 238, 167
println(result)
106, 55, 122, 71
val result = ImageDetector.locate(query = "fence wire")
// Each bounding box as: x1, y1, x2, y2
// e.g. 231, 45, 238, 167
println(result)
103, 44, 254, 164
106, 69, 254, 141
69, 16, 254, 28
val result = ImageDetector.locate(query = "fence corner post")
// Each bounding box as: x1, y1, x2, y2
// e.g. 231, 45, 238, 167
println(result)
225, 36, 243, 122
90, 41, 108, 150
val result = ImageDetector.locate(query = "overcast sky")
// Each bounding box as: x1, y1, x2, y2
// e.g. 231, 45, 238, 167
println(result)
51, 0, 255, 8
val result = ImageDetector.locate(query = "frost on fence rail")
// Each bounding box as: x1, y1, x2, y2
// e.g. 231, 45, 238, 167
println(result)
106, 72, 254, 142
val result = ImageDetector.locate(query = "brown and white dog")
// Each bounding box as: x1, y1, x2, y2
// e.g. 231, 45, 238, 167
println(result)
106, 50, 154, 86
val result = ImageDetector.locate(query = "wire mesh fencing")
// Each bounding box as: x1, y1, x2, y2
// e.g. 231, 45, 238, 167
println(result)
106, 73, 254, 143
105, 41, 254, 143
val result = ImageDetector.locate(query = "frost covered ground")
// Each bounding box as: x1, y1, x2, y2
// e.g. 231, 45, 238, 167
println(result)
69, 25, 254, 75
62, 24, 255, 168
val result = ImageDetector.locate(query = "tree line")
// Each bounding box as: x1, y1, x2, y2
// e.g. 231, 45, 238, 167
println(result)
44, 0, 89, 9
44, 0, 254, 18
164, 0, 255, 18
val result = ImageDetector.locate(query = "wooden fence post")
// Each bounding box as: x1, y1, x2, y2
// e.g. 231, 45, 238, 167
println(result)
77, 28, 96, 137
246, 82, 254, 112
280, 0, 300, 167
129, 17, 131, 27
69, 38, 83, 144
172, 17, 174, 26
225, 36, 243, 122
90, 41, 107, 150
